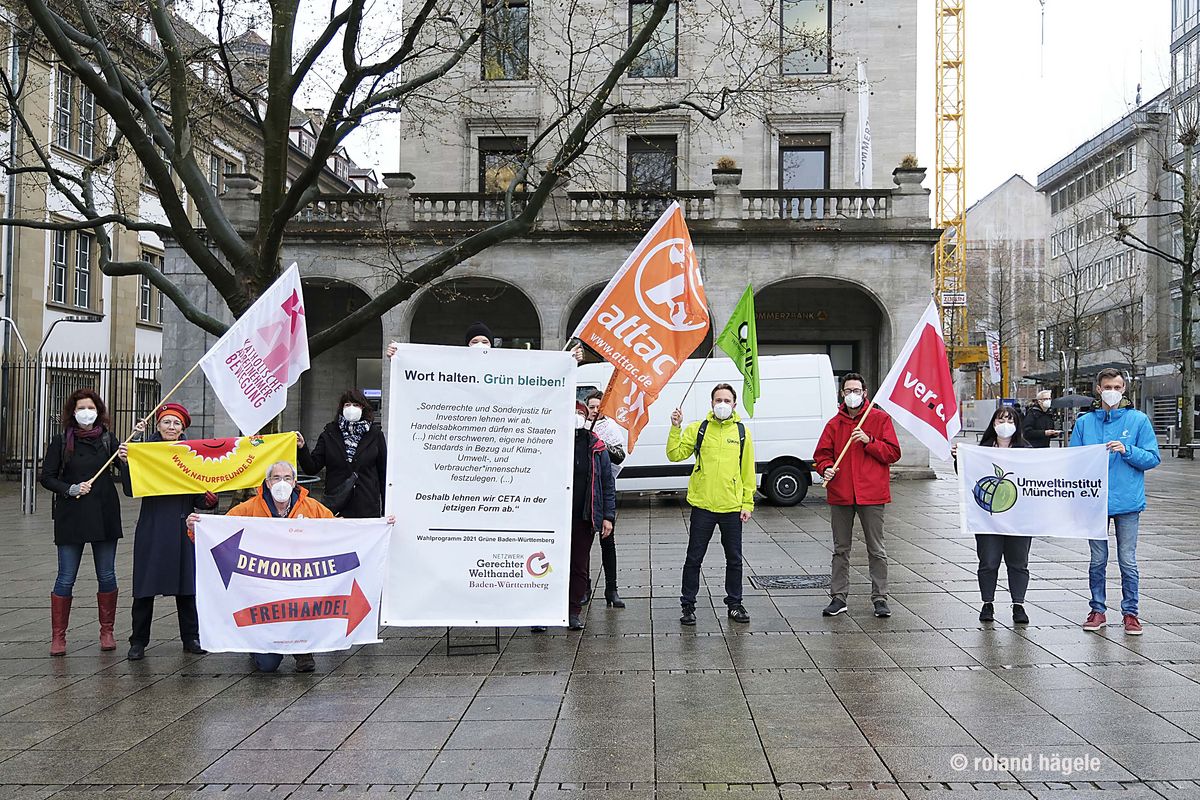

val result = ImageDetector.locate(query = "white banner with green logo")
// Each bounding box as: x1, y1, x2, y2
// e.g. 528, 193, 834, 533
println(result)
958, 444, 1109, 539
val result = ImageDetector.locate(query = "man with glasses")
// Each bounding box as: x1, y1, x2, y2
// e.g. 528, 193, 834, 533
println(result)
813, 373, 902, 618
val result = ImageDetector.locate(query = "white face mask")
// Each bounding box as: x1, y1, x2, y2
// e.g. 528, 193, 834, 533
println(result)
844, 392, 864, 409
342, 405, 363, 423
469, 341, 490, 351
994, 422, 1017, 439
1101, 389, 1123, 408
269, 479, 294, 503
712, 402, 733, 421
74, 408, 98, 426
1039, 399, 1051, 410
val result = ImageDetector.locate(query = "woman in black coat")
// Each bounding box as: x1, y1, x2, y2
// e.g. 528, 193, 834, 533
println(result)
955, 405, 1035, 626
117, 403, 218, 660
297, 388, 387, 518
40, 388, 124, 656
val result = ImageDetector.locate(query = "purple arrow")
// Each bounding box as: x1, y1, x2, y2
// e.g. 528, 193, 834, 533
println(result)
210, 529, 361, 588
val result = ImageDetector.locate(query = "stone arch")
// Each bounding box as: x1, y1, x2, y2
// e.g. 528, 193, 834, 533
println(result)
298, 277, 383, 439
753, 277, 893, 388
408, 276, 542, 349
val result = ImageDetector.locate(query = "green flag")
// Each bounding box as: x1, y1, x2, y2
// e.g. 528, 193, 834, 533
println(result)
715, 285, 760, 417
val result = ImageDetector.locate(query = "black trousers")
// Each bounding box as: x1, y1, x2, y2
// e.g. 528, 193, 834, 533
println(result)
130, 595, 200, 646
680, 508, 743, 608
976, 535, 1032, 604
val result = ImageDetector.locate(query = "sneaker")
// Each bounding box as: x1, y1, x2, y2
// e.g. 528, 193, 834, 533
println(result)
1123, 614, 1143, 635
567, 614, 585, 631
293, 654, 316, 673
1012, 604, 1029, 625
1082, 611, 1107, 631
979, 602, 994, 622
679, 606, 697, 626
873, 600, 891, 618
530, 626, 548, 633
822, 598, 848, 617
728, 604, 750, 624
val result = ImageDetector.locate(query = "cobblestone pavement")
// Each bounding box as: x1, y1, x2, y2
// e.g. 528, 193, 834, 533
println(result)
2, 455, 1200, 799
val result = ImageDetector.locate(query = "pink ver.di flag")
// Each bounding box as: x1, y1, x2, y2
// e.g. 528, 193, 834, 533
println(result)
200, 263, 310, 435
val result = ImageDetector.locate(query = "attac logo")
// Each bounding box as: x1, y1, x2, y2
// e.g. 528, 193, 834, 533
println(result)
973, 464, 1019, 514
886, 322, 959, 431
573, 202, 709, 450
525, 552, 551, 578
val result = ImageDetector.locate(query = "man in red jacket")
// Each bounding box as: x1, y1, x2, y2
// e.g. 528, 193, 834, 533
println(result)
813, 373, 902, 618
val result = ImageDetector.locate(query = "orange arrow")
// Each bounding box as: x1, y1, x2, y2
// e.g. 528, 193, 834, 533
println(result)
232, 579, 372, 636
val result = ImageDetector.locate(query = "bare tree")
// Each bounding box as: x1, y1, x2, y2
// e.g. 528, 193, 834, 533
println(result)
1114, 103, 1200, 456
1, 0, 847, 356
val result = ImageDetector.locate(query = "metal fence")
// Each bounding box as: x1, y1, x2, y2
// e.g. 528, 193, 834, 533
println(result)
0, 353, 161, 513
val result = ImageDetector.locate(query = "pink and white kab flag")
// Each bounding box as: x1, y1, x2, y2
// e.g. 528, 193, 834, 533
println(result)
200, 263, 310, 435
872, 300, 961, 461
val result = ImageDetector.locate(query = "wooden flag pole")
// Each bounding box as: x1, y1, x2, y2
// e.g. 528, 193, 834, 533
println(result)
828, 396, 876, 478
83, 360, 204, 486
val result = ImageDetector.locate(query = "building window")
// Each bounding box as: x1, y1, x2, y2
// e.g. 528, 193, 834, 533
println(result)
629, 0, 677, 78
481, 0, 530, 80
54, 68, 96, 158
626, 135, 678, 192
478, 137, 528, 193
208, 154, 222, 192
781, 0, 831, 75
73, 232, 92, 308
138, 250, 164, 325
51, 231, 68, 305
779, 134, 830, 190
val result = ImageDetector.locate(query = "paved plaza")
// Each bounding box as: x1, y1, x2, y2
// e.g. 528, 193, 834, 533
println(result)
1, 456, 1200, 799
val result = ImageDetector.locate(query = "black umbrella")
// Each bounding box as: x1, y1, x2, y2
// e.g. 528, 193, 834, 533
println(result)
1051, 395, 1095, 409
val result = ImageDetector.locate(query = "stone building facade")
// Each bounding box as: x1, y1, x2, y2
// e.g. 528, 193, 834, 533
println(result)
161, 0, 943, 472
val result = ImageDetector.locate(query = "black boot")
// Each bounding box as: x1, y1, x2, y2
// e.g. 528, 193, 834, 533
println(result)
600, 532, 620, 607
605, 590, 625, 608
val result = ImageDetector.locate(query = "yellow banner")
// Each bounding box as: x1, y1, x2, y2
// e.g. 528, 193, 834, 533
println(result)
127, 433, 297, 497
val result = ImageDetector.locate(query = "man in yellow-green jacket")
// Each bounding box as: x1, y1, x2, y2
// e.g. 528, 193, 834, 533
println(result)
668, 383, 756, 626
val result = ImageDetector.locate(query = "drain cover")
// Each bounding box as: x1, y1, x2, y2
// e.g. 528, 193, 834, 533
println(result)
749, 574, 831, 590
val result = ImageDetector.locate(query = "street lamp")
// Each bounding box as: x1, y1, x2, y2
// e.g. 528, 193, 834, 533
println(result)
29, 314, 104, 514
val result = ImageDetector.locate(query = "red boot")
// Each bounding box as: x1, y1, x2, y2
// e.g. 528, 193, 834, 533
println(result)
50, 594, 72, 656
97, 590, 118, 651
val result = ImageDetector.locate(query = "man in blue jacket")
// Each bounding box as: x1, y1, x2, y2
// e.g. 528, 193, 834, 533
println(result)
1070, 368, 1160, 635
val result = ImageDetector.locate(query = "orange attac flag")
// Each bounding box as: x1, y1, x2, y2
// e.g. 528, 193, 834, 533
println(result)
572, 202, 709, 450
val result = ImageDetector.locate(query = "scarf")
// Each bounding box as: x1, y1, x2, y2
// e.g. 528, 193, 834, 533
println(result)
65, 424, 105, 458
338, 417, 371, 462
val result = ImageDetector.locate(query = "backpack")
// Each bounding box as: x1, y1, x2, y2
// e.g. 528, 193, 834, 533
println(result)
694, 419, 746, 470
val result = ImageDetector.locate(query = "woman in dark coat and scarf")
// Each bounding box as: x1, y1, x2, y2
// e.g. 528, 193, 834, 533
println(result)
297, 388, 387, 518
117, 403, 218, 660
40, 388, 124, 656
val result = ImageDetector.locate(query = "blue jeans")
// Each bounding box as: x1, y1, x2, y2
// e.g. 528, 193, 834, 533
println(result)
53, 541, 118, 597
253, 653, 284, 672
1089, 513, 1139, 616
680, 507, 743, 608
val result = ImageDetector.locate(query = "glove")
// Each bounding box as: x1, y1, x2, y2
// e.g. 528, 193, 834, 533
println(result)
67, 484, 82, 498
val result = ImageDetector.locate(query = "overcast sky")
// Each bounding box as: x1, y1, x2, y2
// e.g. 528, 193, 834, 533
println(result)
915, 0, 1172, 207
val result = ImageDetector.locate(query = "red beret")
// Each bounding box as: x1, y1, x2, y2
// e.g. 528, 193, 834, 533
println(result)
157, 403, 191, 428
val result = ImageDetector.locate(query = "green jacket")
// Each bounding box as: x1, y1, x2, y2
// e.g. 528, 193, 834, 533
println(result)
667, 412, 756, 513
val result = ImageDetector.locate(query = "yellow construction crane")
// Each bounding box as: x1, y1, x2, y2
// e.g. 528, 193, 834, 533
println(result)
934, 0, 967, 353
934, 0, 1004, 394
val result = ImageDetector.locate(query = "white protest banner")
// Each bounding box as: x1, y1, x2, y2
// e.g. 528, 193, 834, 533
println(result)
195, 515, 391, 653
199, 263, 310, 436
958, 444, 1109, 539
383, 344, 574, 627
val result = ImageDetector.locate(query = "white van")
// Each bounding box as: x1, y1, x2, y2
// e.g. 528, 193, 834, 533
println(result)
576, 354, 838, 505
